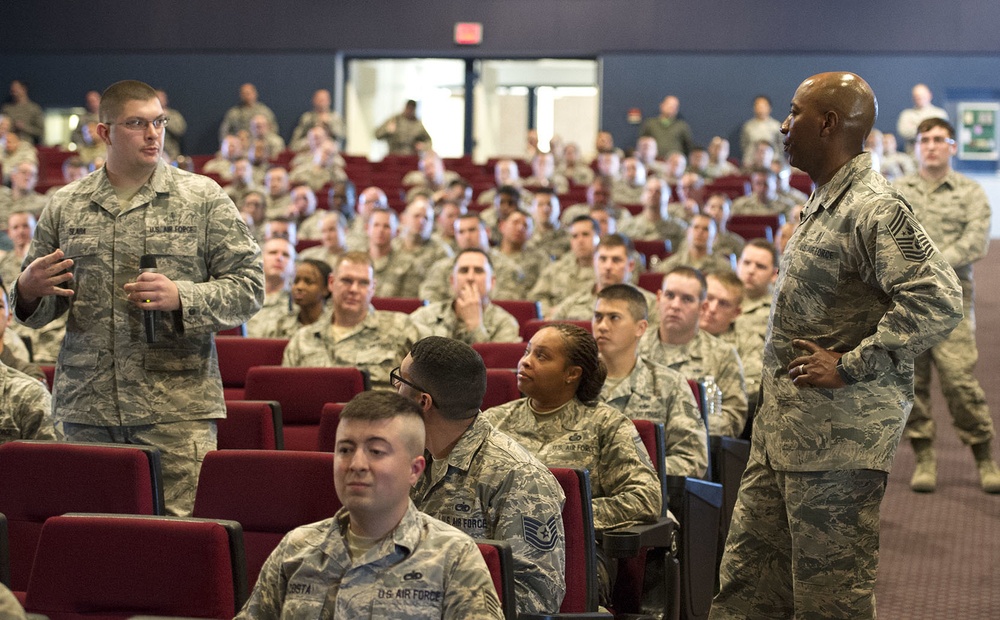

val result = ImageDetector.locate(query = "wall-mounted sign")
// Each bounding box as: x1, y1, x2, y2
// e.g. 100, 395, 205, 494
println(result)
957, 102, 999, 161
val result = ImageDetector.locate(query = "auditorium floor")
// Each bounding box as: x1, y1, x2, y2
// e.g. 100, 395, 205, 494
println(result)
875, 244, 1000, 619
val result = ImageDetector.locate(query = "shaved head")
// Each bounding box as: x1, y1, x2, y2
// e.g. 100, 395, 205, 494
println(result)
798, 72, 877, 149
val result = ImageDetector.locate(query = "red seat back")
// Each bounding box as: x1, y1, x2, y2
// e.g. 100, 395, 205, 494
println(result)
193, 450, 340, 588
316, 402, 346, 453
520, 319, 592, 342
477, 540, 517, 620
549, 467, 599, 613
491, 299, 541, 327
215, 337, 289, 400
371, 296, 427, 313
243, 366, 368, 451
0, 441, 163, 591
483, 369, 521, 410
25, 514, 246, 619
472, 342, 528, 369
219, 400, 284, 450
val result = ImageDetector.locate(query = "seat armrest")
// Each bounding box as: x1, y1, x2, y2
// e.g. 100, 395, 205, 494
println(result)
600, 517, 678, 559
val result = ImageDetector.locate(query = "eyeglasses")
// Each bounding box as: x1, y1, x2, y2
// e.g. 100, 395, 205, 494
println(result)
390, 366, 435, 404
917, 136, 955, 146
114, 117, 169, 131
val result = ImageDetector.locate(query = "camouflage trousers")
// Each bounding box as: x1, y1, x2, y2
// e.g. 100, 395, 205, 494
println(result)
61, 420, 217, 518
712, 459, 887, 619
905, 297, 994, 445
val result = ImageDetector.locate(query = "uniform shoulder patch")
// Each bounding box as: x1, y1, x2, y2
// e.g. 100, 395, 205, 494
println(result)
886, 209, 933, 263
522, 515, 560, 551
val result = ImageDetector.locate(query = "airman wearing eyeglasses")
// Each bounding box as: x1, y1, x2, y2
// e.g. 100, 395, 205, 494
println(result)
893, 117, 1000, 494
11, 80, 264, 518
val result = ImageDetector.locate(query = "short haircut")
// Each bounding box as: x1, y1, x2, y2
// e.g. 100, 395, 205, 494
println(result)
570, 215, 599, 232
706, 269, 745, 304
452, 247, 493, 271
499, 208, 530, 224
753, 94, 772, 106
334, 250, 374, 272
743, 238, 778, 268
597, 232, 633, 254
916, 117, 955, 139
664, 265, 708, 300
340, 391, 425, 457
368, 207, 398, 227
408, 337, 488, 420
99, 80, 158, 123
496, 185, 520, 202
596, 283, 648, 321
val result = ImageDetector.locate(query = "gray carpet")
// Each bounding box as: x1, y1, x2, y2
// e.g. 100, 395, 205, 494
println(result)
875, 244, 1000, 619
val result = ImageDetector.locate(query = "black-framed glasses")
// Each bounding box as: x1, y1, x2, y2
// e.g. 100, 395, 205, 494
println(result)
115, 116, 170, 131
390, 366, 435, 404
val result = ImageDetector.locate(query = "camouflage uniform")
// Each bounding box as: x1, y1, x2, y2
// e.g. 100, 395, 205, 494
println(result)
894, 170, 993, 445
374, 116, 432, 156
8, 312, 68, 364
600, 356, 708, 478
246, 290, 292, 338
652, 246, 734, 274
281, 307, 417, 389
416, 256, 455, 303
236, 501, 504, 620
640, 328, 747, 438
11, 162, 264, 517
0, 250, 25, 290
617, 214, 687, 251
549, 285, 657, 322
712, 153, 962, 619
0, 360, 56, 445
253, 306, 330, 341
715, 322, 764, 408
611, 180, 643, 205
730, 194, 791, 218
296, 211, 327, 241
483, 398, 661, 532
371, 250, 410, 298
412, 416, 567, 615
410, 301, 521, 345
391, 237, 453, 299
296, 245, 341, 270
713, 230, 746, 262
529, 253, 595, 316
734, 293, 771, 344
344, 217, 368, 252
1, 341, 45, 383
0, 583, 26, 620
526, 227, 570, 260
219, 102, 278, 143
289, 165, 347, 194
490, 247, 550, 301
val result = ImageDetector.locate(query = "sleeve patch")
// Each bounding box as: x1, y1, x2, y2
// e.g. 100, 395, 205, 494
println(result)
886, 210, 933, 263
522, 515, 560, 551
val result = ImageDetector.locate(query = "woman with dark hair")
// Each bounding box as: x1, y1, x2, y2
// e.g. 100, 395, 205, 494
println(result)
255, 259, 332, 339
482, 323, 662, 600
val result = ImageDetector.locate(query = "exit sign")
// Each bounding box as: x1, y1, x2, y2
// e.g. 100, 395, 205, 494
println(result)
454, 22, 483, 46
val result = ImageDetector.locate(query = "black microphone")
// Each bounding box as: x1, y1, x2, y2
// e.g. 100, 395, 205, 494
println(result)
140, 254, 158, 344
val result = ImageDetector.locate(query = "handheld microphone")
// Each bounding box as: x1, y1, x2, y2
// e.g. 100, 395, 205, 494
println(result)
140, 255, 158, 344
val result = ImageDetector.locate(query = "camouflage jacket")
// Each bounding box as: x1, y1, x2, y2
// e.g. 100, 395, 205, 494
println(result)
600, 356, 708, 478
639, 328, 748, 438
236, 501, 504, 620
528, 253, 595, 316
12, 163, 264, 425
410, 300, 521, 345
483, 398, 661, 531
0, 361, 55, 445
412, 416, 566, 615
281, 307, 417, 389
758, 153, 962, 472
894, 169, 991, 285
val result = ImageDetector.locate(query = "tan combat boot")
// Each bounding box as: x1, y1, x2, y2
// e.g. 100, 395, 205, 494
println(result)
910, 438, 936, 493
971, 442, 1000, 494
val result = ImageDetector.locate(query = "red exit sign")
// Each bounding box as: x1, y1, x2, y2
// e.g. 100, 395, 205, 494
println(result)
454, 22, 483, 46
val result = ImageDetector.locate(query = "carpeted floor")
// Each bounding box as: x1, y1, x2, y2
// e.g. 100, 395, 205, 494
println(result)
875, 244, 1000, 619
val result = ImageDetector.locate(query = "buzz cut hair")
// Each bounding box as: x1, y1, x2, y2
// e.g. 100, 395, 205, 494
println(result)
339, 391, 426, 457
664, 265, 708, 301
99, 80, 158, 123
596, 283, 648, 321
408, 337, 487, 421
